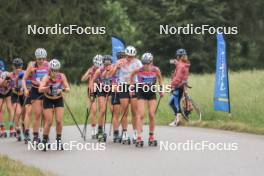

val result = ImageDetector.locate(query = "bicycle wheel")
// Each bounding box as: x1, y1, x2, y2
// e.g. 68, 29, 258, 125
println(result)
189, 98, 202, 121
180, 96, 190, 121
180, 96, 202, 121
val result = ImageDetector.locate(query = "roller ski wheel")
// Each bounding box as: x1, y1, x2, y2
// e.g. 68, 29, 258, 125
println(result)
0, 132, 7, 138
113, 136, 121, 143
148, 136, 158, 147
9, 131, 16, 138
135, 140, 144, 148
33, 137, 41, 146
17, 135, 22, 142
97, 133, 107, 142
24, 136, 31, 144
91, 134, 97, 139
121, 137, 131, 145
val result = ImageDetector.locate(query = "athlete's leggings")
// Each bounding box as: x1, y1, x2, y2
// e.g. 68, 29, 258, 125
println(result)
168, 88, 183, 115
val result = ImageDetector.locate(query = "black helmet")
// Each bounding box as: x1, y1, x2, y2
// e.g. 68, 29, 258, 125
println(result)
116, 51, 125, 60
175, 49, 187, 57
102, 55, 112, 64
12, 58, 23, 67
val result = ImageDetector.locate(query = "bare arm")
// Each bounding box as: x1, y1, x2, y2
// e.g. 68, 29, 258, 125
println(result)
130, 69, 139, 85
62, 74, 70, 92
89, 70, 100, 93
81, 68, 91, 82
22, 63, 32, 94
38, 76, 49, 93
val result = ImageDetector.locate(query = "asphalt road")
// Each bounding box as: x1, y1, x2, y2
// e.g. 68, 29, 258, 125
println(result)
0, 125, 264, 176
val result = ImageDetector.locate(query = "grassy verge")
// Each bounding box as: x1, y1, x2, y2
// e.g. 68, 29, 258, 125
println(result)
60, 70, 264, 135
0, 154, 54, 176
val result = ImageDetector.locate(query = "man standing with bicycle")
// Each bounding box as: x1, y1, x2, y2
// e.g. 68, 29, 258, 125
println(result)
169, 49, 190, 126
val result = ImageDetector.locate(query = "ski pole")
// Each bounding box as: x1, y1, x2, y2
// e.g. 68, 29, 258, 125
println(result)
103, 93, 110, 135
109, 91, 117, 136
63, 96, 83, 137
83, 96, 96, 141
155, 96, 162, 114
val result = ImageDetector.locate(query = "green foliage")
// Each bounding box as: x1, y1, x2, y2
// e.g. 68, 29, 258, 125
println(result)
0, 0, 263, 82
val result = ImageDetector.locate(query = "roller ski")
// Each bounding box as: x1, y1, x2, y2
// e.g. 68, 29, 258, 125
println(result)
132, 132, 137, 144
91, 128, 97, 139
0, 126, 7, 138
148, 135, 158, 147
113, 131, 121, 143
135, 136, 144, 147
97, 132, 107, 142
16, 128, 22, 142
121, 131, 131, 145
24, 135, 31, 144
9, 126, 16, 137
56, 138, 64, 150
32, 136, 41, 146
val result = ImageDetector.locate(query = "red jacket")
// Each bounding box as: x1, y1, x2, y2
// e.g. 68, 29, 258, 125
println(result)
171, 60, 190, 89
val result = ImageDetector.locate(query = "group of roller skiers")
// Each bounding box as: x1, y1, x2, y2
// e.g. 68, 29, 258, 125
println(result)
0, 45, 190, 149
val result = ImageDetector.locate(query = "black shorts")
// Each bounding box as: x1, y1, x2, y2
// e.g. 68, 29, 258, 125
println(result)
24, 96, 32, 105
0, 90, 12, 99
30, 87, 43, 100
43, 96, 64, 109
119, 84, 137, 99
111, 92, 120, 105
88, 88, 98, 98
137, 89, 156, 100
11, 93, 24, 106
97, 85, 111, 97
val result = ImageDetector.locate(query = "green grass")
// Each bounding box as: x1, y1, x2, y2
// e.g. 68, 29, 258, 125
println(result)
61, 70, 264, 134
0, 154, 54, 176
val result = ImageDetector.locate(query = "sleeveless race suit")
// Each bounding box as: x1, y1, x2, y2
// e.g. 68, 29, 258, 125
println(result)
43, 72, 64, 109
116, 58, 142, 99
30, 61, 49, 100
136, 66, 159, 100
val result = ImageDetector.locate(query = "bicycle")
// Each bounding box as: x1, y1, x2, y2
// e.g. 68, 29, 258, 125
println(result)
180, 84, 202, 121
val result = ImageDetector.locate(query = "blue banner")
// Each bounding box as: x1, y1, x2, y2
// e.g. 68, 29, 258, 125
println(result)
111, 36, 125, 64
214, 33, 231, 113
0, 59, 5, 71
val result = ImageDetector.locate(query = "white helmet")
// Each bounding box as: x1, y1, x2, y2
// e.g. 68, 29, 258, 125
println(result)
0, 71, 9, 80
35, 48, 47, 59
93, 54, 103, 67
125, 45, 137, 57
141, 53, 153, 65
49, 59, 61, 71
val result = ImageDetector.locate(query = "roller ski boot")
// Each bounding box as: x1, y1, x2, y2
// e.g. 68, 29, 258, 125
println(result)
56, 138, 64, 150
32, 136, 41, 146
0, 126, 7, 138
91, 128, 97, 139
148, 135, 158, 147
132, 131, 137, 144
40, 138, 48, 152
121, 131, 131, 145
9, 126, 16, 137
135, 136, 144, 147
97, 132, 107, 142
113, 131, 121, 143
16, 128, 22, 142
24, 135, 31, 144
24, 130, 31, 144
